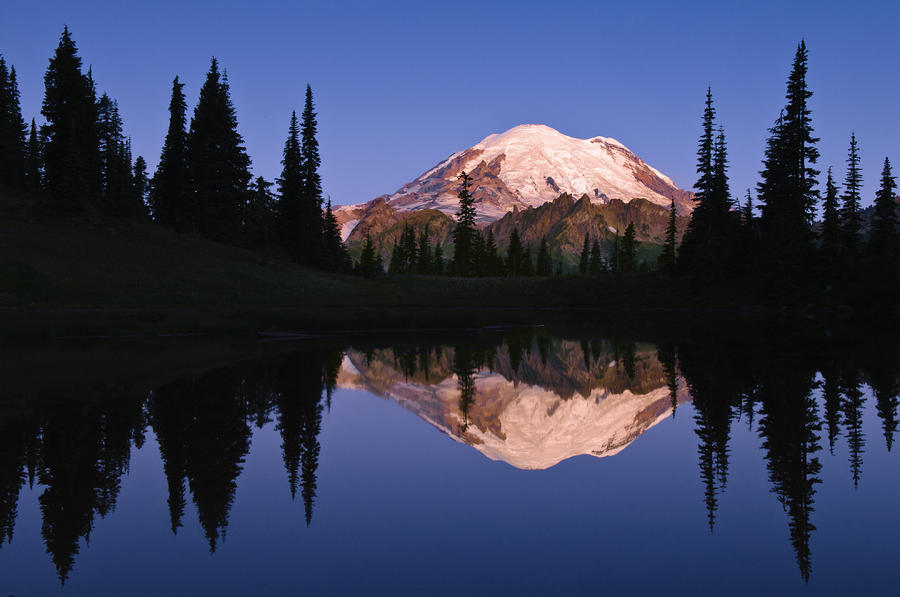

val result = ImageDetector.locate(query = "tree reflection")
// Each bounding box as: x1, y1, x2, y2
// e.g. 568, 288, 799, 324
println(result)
38, 392, 146, 583
0, 327, 898, 586
276, 350, 332, 526
755, 348, 822, 583
454, 346, 478, 433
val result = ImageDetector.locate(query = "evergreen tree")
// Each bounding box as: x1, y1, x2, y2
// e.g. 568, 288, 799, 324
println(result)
758, 41, 820, 279
820, 167, 841, 271
621, 222, 638, 272
41, 27, 102, 210
373, 246, 384, 275
277, 110, 304, 260
244, 176, 277, 249
658, 198, 678, 271
185, 59, 252, 243
840, 133, 863, 257
452, 171, 478, 275
471, 230, 486, 276
298, 85, 324, 266
322, 199, 348, 271
483, 228, 501, 275
868, 157, 897, 258
521, 243, 535, 277
679, 90, 734, 279
589, 238, 603, 274
24, 118, 42, 192
432, 243, 444, 275
392, 223, 418, 274
611, 233, 620, 272
536, 236, 552, 276
388, 238, 401, 275
678, 88, 717, 274
0, 58, 27, 190
742, 189, 754, 225
416, 225, 432, 275
150, 76, 188, 228
132, 156, 148, 216
97, 94, 136, 216
506, 227, 524, 276
357, 233, 379, 277
579, 232, 590, 274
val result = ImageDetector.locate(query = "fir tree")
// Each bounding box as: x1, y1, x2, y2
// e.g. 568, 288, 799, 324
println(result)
150, 76, 188, 228
0, 58, 27, 190
621, 222, 638, 272
678, 88, 717, 274
185, 59, 252, 242
758, 41, 820, 279
679, 90, 734, 279
24, 119, 42, 191
41, 27, 101, 210
277, 111, 304, 260
357, 233, 379, 277
97, 94, 136, 216
322, 199, 348, 271
506, 227, 524, 276
869, 157, 898, 257
298, 85, 324, 266
658, 198, 678, 271
452, 171, 477, 276
244, 176, 277, 249
579, 232, 590, 274
388, 238, 401, 275
416, 225, 432, 275
840, 133, 863, 257
483, 228, 501, 275
520, 243, 535, 277
611, 233, 620, 272
132, 156, 148, 216
432, 243, 444, 275
536, 236, 552, 276
820, 167, 841, 271
589, 238, 603, 274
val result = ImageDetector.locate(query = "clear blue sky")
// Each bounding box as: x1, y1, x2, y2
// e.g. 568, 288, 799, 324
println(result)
2, 0, 897, 209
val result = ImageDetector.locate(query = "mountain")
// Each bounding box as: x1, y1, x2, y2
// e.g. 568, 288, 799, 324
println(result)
335, 124, 693, 265
486, 193, 690, 267
341, 192, 691, 266
335, 124, 692, 235
337, 340, 690, 470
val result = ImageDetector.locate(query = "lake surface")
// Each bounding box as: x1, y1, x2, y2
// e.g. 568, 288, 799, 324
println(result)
1, 323, 898, 595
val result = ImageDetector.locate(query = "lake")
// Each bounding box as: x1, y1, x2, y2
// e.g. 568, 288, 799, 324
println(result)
1, 321, 897, 595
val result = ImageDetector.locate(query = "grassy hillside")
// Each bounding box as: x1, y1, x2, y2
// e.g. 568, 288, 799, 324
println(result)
1, 193, 894, 338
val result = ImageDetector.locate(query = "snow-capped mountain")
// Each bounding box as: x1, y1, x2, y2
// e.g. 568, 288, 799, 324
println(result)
337, 341, 690, 470
335, 124, 692, 238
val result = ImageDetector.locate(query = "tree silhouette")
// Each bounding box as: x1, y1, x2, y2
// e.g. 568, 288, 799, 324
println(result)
150, 76, 188, 228
840, 133, 863, 259
41, 26, 101, 210
452, 171, 478, 276
758, 41, 820, 281
185, 58, 252, 243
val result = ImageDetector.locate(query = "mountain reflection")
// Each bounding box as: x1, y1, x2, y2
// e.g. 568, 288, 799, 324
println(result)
338, 335, 689, 469
0, 328, 898, 584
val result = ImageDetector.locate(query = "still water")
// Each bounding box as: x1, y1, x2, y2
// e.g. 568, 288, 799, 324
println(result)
1, 325, 898, 595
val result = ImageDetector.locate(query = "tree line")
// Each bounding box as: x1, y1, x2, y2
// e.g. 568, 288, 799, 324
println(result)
676, 41, 898, 285
0, 27, 349, 271
372, 171, 642, 278
374, 41, 896, 284
2, 328, 897, 583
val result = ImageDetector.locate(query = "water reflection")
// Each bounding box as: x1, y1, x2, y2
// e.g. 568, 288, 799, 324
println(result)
339, 337, 689, 469
0, 327, 898, 586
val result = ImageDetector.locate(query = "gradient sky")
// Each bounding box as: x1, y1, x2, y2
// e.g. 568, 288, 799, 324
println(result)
2, 0, 897, 209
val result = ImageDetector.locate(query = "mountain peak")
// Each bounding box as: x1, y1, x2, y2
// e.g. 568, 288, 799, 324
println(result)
336, 123, 693, 236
